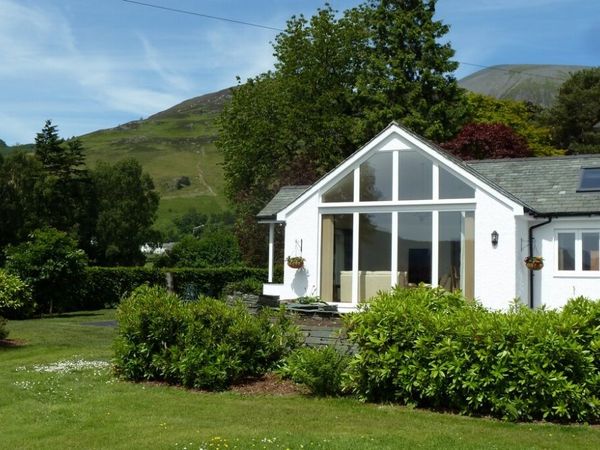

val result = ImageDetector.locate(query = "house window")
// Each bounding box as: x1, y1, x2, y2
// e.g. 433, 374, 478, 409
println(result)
398, 212, 432, 285
577, 168, 600, 192
439, 211, 475, 298
398, 151, 433, 200
582, 232, 599, 271
322, 172, 354, 202
320, 214, 353, 302
439, 167, 475, 199
359, 213, 392, 301
557, 233, 576, 271
556, 231, 600, 272
360, 152, 393, 201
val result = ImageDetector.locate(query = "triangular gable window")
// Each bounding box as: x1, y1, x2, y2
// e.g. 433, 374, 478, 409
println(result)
322, 171, 354, 202
439, 167, 475, 199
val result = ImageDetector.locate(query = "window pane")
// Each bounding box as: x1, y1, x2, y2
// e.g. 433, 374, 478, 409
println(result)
359, 213, 392, 301
438, 211, 475, 297
398, 212, 432, 285
582, 232, 599, 271
398, 151, 432, 200
558, 233, 575, 271
322, 171, 354, 202
321, 214, 353, 302
578, 168, 600, 192
360, 153, 393, 201
439, 167, 475, 199
438, 212, 462, 292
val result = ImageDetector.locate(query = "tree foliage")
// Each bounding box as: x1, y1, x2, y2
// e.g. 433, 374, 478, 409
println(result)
219, 0, 467, 264
91, 159, 160, 266
547, 67, 600, 154
33, 121, 96, 247
466, 93, 559, 156
441, 123, 532, 160
0, 152, 44, 251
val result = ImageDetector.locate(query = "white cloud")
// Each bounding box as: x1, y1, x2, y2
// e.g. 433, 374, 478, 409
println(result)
0, 0, 197, 143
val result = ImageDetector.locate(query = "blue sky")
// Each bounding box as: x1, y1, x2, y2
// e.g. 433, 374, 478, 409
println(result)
1, 0, 598, 145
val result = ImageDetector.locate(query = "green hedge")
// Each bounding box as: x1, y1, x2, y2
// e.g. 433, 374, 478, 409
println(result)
82, 266, 268, 310
344, 286, 600, 423
114, 285, 300, 390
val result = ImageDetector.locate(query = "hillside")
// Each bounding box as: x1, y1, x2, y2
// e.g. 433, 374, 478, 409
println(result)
78, 87, 233, 232
458, 64, 589, 107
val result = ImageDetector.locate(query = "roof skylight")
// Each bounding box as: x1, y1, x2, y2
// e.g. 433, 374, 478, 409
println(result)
578, 167, 600, 192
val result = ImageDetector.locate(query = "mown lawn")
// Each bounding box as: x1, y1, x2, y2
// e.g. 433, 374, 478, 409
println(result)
1, 310, 599, 450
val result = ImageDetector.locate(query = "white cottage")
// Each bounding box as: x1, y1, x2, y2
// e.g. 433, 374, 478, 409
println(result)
257, 123, 600, 311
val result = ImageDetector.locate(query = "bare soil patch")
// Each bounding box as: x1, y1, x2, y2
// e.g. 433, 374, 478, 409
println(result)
230, 373, 308, 396
0, 338, 27, 348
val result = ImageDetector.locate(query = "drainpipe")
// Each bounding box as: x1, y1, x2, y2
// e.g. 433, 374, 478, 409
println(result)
528, 217, 552, 308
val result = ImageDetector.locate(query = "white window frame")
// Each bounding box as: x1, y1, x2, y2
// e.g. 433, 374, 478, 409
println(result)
555, 229, 600, 276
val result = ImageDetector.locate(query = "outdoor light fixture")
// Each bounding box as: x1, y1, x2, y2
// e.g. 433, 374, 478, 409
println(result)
491, 230, 499, 247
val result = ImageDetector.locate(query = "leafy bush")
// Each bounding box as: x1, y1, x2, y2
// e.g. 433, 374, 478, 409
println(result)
279, 346, 350, 396
0, 269, 34, 319
156, 228, 241, 268
5, 227, 88, 315
344, 286, 600, 423
222, 277, 263, 296
114, 285, 300, 390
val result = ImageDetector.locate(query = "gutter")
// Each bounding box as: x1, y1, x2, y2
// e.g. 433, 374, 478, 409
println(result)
528, 217, 553, 308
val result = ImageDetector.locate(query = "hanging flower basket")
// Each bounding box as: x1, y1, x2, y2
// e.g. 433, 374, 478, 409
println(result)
524, 256, 544, 270
286, 256, 305, 269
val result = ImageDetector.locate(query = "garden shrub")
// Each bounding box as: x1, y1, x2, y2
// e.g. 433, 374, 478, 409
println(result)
344, 286, 600, 423
279, 346, 351, 396
114, 285, 300, 390
0, 269, 34, 319
5, 227, 88, 315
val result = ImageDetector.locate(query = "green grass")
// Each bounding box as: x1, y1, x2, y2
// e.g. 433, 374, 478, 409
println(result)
1, 311, 599, 449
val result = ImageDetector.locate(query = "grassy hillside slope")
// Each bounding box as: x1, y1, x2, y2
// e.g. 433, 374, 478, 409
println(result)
79, 88, 232, 232
458, 64, 589, 107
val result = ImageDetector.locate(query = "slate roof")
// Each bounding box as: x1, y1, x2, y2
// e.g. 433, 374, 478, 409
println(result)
468, 155, 600, 215
256, 185, 309, 220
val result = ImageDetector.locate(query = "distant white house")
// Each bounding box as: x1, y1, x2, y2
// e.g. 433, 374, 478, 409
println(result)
257, 122, 600, 311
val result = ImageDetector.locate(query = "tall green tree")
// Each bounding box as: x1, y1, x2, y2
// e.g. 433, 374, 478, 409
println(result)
33, 120, 96, 249
219, 0, 467, 264
91, 159, 159, 266
548, 67, 600, 154
0, 152, 44, 250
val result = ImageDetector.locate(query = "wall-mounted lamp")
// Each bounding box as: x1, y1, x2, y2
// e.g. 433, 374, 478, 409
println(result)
491, 230, 499, 247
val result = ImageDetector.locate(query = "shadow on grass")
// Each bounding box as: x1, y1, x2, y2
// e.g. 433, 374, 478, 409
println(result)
42, 311, 104, 319
0, 338, 27, 349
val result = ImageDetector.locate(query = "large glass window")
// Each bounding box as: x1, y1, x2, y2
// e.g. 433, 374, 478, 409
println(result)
398, 212, 432, 285
322, 172, 354, 202
359, 213, 392, 301
398, 151, 433, 200
558, 232, 576, 271
439, 167, 475, 199
320, 214, 353, 302
360, 153, 393, 201
582, 232, 600, 271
